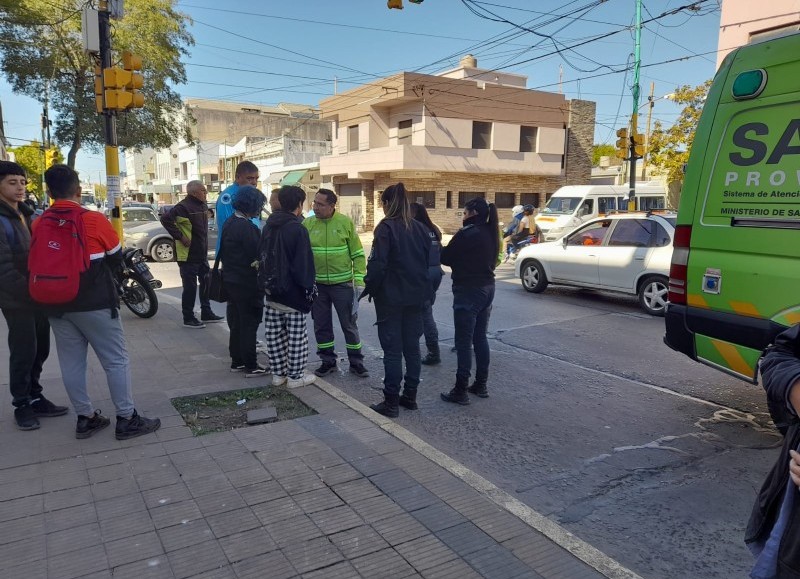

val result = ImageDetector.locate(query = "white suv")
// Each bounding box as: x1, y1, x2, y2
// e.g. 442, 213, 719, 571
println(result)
514, 213, 675, 315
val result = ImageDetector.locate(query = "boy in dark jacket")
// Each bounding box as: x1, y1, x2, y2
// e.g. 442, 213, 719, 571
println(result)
161, 180, 223, 328
0, 161, 67, 430
259, 186, 317, 389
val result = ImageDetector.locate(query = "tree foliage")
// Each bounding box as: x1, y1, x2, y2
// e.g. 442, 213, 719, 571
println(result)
592, 144, 616, 166
8, 141, 63, 199
0, 0, 193, 168
647, 80, 712, 187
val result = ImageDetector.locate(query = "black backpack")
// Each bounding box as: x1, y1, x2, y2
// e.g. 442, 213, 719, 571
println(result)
258, 224, 289, 298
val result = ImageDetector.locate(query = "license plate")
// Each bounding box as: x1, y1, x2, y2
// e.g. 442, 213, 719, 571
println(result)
134, 262, 153, 280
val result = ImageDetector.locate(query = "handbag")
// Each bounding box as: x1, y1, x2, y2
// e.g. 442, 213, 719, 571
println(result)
207, 249, 227, 303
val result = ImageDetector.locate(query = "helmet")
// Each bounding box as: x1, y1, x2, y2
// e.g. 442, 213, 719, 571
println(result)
511, 205, 523, 215
523, 204, 535, 213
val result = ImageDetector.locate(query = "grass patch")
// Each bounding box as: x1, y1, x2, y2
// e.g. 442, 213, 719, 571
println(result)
171, 386, 316, 436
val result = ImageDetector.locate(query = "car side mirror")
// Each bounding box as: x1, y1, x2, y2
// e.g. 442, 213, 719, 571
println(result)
562, 237, 568, 248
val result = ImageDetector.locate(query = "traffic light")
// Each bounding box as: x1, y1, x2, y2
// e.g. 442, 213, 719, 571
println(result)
102, 51, 144, 110
388, 0, 403, 8
615, 128, 629, 159
44, 148, 57, 168
94, 66, 104, 113
632, 133, 645, 159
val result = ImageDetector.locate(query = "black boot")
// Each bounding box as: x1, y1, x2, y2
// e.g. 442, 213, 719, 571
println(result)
421, 343, 441, 366
467, 372, 489, 398
399, 389, 418, 410
441, 377, 470, 405
370, 393, 400, 418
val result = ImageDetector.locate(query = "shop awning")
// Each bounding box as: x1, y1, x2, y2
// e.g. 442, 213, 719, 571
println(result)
281, 170, 308, 186
264, 171, 289, 184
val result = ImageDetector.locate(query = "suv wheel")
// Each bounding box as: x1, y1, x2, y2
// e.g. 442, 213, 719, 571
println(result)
151, 240, 175, 263
520, 261, 548, 293
638, 275, 668, 316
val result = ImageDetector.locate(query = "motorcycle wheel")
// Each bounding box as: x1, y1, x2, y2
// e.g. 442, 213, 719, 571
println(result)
121, 272, 159, 318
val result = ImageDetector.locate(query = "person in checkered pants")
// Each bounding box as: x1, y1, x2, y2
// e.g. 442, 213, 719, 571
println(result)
259, 186, 317, 389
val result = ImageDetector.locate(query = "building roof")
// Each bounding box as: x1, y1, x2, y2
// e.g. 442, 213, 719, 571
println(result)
184, 98, 320, 118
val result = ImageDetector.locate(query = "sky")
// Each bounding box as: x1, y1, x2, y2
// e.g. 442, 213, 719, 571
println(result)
1, 0, 723, 184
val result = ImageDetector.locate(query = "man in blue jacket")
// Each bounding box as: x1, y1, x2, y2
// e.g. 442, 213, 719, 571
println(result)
215, 161, 260, 253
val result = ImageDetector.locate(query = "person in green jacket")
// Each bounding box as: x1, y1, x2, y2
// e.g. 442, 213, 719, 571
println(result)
303, 189, 369, 378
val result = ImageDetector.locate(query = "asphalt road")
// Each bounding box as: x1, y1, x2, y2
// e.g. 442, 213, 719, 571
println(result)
143, 251, 780, 579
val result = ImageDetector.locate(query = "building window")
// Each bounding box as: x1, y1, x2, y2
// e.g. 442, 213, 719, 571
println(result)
494, 192, 516, 208
411, 191, 435, 209
472, 121, 492, 150
446, 191, 453, 209
520, 193, 540, 208
520, 126, 538, 152
348, 125, 359, 152
398, 119, 412, 143
459, 191, 485, 208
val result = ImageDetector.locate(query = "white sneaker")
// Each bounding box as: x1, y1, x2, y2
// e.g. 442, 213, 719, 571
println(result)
271, 375, 287, 387
287, 374, 316, 389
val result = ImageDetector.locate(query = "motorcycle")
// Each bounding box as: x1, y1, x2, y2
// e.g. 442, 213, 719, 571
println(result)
116, 247, 162, 318
503, 234, 538, 263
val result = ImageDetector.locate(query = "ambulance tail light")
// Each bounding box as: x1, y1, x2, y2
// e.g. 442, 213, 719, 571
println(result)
668, 225, 692, 305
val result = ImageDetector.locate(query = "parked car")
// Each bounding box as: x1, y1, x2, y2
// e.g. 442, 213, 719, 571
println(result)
124, 221, 176, 262
514, 213, 676, 316
120, 206, 159, 228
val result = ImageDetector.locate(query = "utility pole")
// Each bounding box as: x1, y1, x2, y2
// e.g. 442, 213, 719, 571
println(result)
40, 104, 48, 206
641, 82, 655, 181
627, 0, 642, 210
98, 1, 122, 238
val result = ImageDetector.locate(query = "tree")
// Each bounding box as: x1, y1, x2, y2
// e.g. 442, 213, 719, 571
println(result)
592, 144, 617, 166
94, 183, 108, 202
8, 140, 63, 199
647, 80, 712, 197
0, 0, 193, 168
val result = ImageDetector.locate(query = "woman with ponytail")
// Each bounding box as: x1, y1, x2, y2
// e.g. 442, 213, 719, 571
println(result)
363, 183, 432, 418
440, 197, 499, 404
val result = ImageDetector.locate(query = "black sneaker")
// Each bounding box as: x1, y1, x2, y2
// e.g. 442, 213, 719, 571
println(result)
31, 396, 69, 417
314, 361, 338, 377
115, 410, 161, 441
230, 364, 245, 373
14, 405, 40, 431
200, 312, 225, 323
76, 410, 110, 439
349, 363, 370, 378
183, 318, 206, 329
244, 366, 268, 378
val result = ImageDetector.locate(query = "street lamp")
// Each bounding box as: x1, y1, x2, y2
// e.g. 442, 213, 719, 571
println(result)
640, 86, 675, 180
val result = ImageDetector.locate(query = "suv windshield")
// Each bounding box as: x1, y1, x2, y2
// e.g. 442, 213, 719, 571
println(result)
542, 196, 582, 215
81, 194, 96, 206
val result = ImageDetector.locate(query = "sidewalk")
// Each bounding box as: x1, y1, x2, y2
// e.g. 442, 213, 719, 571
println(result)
0, 297, 637, 579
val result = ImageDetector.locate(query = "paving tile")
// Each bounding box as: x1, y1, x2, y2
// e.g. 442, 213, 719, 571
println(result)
124, 443, 167, 462
253, 446, 296, 463
351, 548, 416, 578
232, 549, 297, 579
218, 527, 277, 563
88, 463, 131, 484
473, 510, 534, 543
0, 476, 44, 500
292, 487, 345, 514
264, 514, 324, 548
464, 544, 537, 579
105, 530, 164, 568
91, 476, 140, 502
47, 543, 108, 579
251, 496, 302, 525
285, 438, 333, 458
155, 426, 194, 443
351, 454, 397, 477
109, 554, 174, 579
136, 465, 183, 491
83, 449, 128, 469
167, 539, 228, 579
184, 473, 234, 498
0, 494, 43, 522
0, 534, 46, 569
435, 522, 495, 557
174, 460, 224, 480
41, 456, 86, 477
369, 469, 420, 495
95, 493, 147, 521
395, 534, 459, 572
200, 431, 241, 448
369, 436, 409, 455
502, 533, 605, 579
214, 452, 263, 474
162, 436, 205, 454
419, 557, 484, 579
194, 488, 246, 517
268, 457, 313, 479
0, 512, 44, 544
225, 465, 272, 488
329, 439, 376, 463
206, 506, 261, 538
44, 485, 93, 512
329, 525, 390, 559
371, 512, 430, 546
142, 483, 192, 509
279, 470, 326, 495
100, 509, 155, 542
2, 558, 47, 579
331, 478, 381, 503
308, 504, 364, 535
412, 502, 468, 533
0, 463, 41, 485
281, 535, 344, 574
168, 448, 212, 467
238, 479, 287, 506
157, 518, 215, 552
130, 456, 173, 476
46, 522, 102, 556
301, 560, 360, 579
349, 494, 405, 524
44, 503, 98, 534
189, 566, 236, 579
390, 484, 440, 512
149, 499, 203, 529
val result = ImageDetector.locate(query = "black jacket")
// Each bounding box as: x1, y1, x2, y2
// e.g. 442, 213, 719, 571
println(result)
161, 195, 209, 263
0, 200, 34, 310
260, 210, 316, 313
440, 215, 497, 287
364, 217, 431, 307
746, 324, 800, 577
220, 213, 262, 304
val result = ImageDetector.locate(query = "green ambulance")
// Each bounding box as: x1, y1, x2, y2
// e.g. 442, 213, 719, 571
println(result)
664, 31, 800, 383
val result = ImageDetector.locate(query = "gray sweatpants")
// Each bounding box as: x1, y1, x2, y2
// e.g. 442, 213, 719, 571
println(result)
49, 310, 135, 419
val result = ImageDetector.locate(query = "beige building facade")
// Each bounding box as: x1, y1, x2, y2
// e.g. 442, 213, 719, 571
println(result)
717, 0, 800, 68
318, 56, 595, 232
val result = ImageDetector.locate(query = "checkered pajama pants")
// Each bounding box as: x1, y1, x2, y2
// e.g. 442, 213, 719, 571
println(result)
264, 305, 309, 380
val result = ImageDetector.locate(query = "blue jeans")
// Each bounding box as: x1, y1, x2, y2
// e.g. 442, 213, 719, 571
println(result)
179, 261, 211, 321
452, 284, 495, 382
375, 302, 423, 398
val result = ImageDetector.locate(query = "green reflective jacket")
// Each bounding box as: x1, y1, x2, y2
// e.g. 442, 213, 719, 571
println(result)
303, 212, 365, 285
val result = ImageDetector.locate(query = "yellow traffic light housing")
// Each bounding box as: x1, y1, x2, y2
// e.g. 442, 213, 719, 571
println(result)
388, 0, 403, 8
632, 133, 645, 158
615, 128, 629, 159
101, 51, 144, 111
44, 148, 57, 168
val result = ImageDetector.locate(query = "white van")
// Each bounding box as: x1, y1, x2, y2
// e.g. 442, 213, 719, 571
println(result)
535, 182, 668, 242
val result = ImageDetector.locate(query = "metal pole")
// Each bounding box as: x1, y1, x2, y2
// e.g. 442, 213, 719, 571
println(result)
628, 0, 642, 210
641, 82, 655, 181
40, 111, 47, 206
99, 1, 122, 239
